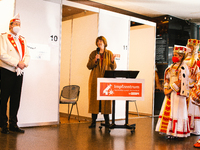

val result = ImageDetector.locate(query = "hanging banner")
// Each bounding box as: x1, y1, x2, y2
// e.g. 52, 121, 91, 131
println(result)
97, 78, 145, 100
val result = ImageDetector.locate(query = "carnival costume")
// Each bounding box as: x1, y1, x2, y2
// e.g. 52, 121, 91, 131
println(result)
185, 39, 200, 135
0, 13, 30, 134
155, 47, 190, 138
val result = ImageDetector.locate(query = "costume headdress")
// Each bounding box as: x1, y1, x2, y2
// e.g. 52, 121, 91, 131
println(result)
185, 39, 200, 67
187, 39, 200, 46
173, 46, 186, 54
10, 13, 20, 24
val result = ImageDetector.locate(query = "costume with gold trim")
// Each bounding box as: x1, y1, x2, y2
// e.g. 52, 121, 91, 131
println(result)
0, 32, 30, 72
0, 13, 30, 132
186, 39, 200, 135
155, 46, 190, 138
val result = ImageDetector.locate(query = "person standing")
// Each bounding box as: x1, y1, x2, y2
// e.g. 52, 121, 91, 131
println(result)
183, 40, 200, 148
87, 36, 116, 128
0, 13, 30, 134
184, 39, 200, 107
184, 39, 200, 135
155, 46, 190, 138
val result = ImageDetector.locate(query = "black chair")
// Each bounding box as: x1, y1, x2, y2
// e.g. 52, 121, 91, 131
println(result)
59, 85, 80, 122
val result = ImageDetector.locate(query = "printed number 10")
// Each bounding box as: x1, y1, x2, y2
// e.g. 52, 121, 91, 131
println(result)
50, 35, 58, 41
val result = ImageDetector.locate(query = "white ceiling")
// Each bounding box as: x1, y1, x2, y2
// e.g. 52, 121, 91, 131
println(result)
91, 0, 200, 25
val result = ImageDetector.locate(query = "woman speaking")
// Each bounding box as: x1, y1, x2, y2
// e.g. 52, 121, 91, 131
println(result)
87, 36, 117, 128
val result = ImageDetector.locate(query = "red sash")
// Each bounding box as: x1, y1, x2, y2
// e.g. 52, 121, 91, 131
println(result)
7, 34, 25, 60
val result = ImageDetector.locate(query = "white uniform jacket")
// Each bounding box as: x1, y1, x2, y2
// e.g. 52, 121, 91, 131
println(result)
0, 32, 30, 72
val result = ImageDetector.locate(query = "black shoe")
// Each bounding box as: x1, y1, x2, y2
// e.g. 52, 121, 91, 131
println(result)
88, 123, 96, 128
9, 125, 25, 133
1, 127, 9, 134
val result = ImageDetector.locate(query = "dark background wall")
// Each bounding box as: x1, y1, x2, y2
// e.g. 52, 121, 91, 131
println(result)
153, 15, 199, 115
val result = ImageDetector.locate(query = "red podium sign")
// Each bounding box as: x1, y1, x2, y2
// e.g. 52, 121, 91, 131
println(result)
97, 78, 145, 100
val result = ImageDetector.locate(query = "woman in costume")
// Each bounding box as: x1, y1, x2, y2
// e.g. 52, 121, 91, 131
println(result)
185, 40, 200, 148
186, 39, 200, 136
184, 39, 200, 106
155, 46, 190, 138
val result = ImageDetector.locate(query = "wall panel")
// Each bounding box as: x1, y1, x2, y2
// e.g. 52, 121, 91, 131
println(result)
15, 0, 61, 127
129, 25, 156, 115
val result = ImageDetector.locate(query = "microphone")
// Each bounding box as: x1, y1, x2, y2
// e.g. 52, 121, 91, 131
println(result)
97, 47, 100, 62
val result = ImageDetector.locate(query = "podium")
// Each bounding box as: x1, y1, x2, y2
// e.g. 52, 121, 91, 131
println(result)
99, 70, 139, 133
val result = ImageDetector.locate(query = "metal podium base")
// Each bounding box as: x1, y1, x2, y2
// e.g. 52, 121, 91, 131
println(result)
99, 101, 136, 134
99, 123, 136, 133
109, 123, 135, 133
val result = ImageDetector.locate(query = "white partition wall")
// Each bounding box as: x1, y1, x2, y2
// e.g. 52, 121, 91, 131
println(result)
129, 25, 156, 115
15, 0, 61, 127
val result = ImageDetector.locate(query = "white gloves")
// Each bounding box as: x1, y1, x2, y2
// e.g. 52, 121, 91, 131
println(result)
16, 67, 24, 76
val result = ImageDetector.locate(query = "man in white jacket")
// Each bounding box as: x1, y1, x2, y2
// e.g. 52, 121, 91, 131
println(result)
0, 13, 30, 134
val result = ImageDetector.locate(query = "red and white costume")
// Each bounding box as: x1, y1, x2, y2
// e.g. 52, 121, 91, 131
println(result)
0, 13, 30, 130
188, 73, 200, 135
0, 32, 30, 72
186, 39, 200, 135
155, 47, 190, 138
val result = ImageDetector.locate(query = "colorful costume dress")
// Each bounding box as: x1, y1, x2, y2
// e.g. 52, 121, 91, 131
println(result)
185, 54, 200, 135
188, 73, 200, 135
155, 63, 190, 137
185, 39, 200, 135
